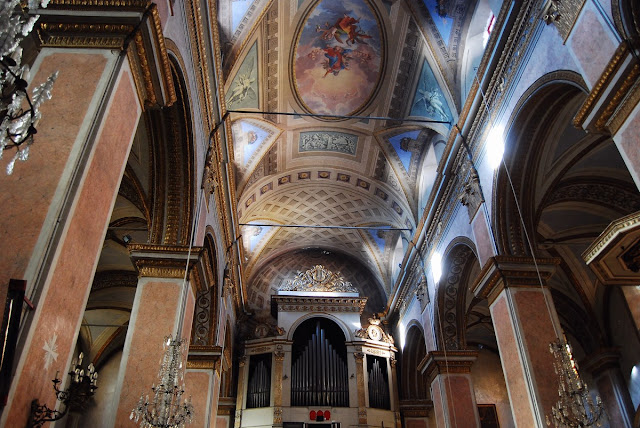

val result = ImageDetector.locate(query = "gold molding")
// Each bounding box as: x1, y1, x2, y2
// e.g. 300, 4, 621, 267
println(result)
573, 42, 633, 129
419, 350, 478, 384
599, 62, 640, 134
471, 256, 561, 305
129, 245, 204, 279
272, 295, 368, 313
583, 211, 640, 264
48, 0, 151, 7
37, 3, 176, 110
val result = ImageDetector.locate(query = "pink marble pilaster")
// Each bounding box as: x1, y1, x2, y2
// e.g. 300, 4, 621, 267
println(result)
615, 106, 640, 190
568, 4, 617, 89
473, 256, 563, 427
582, 349, 634, 427
113, 245, 200, 427
1, 57, 139, 427
420, 350, 480, 428
471, 209, 495, 267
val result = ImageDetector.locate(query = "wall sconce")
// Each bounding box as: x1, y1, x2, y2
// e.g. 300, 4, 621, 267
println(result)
28, 352, 98, 428
282, 374, 288, 380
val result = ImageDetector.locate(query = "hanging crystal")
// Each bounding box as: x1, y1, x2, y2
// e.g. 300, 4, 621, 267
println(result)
131, 336, 194, 428
546, 336, 605, 427
0, 0, 57, 175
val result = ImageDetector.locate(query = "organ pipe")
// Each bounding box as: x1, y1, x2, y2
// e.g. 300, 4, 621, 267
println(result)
291, 320, 348, 407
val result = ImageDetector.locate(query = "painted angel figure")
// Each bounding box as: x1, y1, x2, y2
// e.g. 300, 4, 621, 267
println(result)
227, 72, 256, 106
413, 87, 449, 121
316, 14, 372, 45
308, 45, 371, 77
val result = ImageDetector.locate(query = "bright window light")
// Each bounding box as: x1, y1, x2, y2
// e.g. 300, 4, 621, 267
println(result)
431, 252, 442, 284
487, 125, 505, 169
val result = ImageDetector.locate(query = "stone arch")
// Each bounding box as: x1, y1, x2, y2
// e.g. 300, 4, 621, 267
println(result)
399, 324, 428, 400
434, 239, 480, 351
493, 71, 588, 256
492, 71, 640, 358
146, 54, 196, 246
286, 312, 353, 343
191, 232, 220, 346
613, 0, 640, 44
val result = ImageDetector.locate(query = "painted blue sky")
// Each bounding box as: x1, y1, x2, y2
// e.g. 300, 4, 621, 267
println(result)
234, 121, 270, 164
368, 230, 386, 253
423, 0, 453, 45
410, 60, 452, 123
232, 0, 255, 33
388, 130, 420, 173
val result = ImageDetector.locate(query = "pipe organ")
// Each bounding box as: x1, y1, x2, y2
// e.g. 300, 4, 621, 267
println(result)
236, 266, 398, 428
291, 319, 349, 407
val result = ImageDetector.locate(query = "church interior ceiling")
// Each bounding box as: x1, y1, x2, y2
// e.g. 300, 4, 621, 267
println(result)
216, 0, 496, 313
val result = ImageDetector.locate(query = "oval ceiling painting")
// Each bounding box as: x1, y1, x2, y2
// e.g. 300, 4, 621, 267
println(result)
294, 0, 383, 117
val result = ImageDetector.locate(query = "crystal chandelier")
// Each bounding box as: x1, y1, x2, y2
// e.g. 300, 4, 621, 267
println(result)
546, 337, 604, 427
131, 336, 194, 428
29, 352, 98, 428
1, 0, 57, 175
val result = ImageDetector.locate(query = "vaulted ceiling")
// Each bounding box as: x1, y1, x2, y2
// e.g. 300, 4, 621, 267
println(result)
218, 0, 498, 313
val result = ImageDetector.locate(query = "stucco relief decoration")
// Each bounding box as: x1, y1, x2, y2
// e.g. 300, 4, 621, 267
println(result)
410, 59, 452, 123
299, 131, 358, 155
226, 42, 259, 109
293, 0, 383, 116
279, 265, 359, 292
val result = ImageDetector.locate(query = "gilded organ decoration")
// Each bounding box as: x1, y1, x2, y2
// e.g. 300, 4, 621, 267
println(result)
279, 265, 359, 293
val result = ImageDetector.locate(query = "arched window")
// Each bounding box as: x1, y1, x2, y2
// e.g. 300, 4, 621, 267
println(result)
291, 318, 349, 407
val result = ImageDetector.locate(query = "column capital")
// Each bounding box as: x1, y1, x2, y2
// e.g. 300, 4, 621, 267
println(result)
129, 244, 204, 279
36, 2, 176, 109
187, 345, 223, 372
581, 347, 622, 376
418, 350, 478, 383
472, 256, 561, 304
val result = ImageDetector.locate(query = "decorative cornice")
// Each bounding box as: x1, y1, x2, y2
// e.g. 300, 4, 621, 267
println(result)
37, 3, 176, 110
129, 244, 204, 279
272, 296, 368, 314
187, 345, 223, 371
583, 211, 640, 263
574, 41, 640, 134
471, 256, 560, 305
47, 0, 151, 8
580, 348, 622, 377
582, 211, 640, 285
419, 350, 478, 383
399, 399, 433, 417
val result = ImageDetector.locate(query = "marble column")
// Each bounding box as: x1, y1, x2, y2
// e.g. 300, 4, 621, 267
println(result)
234, 356, 248, 428
273, 349, 285, 427
472, 256, 562, 427
354, 351, 368, 426
420, 350, 480, 428
389, 355, 402, 428
110, 245, 199, 427
186, 346, 223, 428
582, 348, 634, 428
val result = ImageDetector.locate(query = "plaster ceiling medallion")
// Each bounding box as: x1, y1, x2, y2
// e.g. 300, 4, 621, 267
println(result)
279, 265, 358, 293
292, 0, 384, 117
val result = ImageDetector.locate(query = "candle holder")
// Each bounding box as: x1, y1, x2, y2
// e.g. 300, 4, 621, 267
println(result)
28, 352, 98, 428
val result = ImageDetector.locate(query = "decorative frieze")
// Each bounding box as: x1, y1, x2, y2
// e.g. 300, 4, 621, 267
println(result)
273, 296, 367, 313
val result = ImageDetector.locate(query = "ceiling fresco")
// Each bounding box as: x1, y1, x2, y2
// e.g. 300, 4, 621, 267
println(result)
226, 41, 259, 109
293, 0, 383, 116
218, 0, 493, 312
